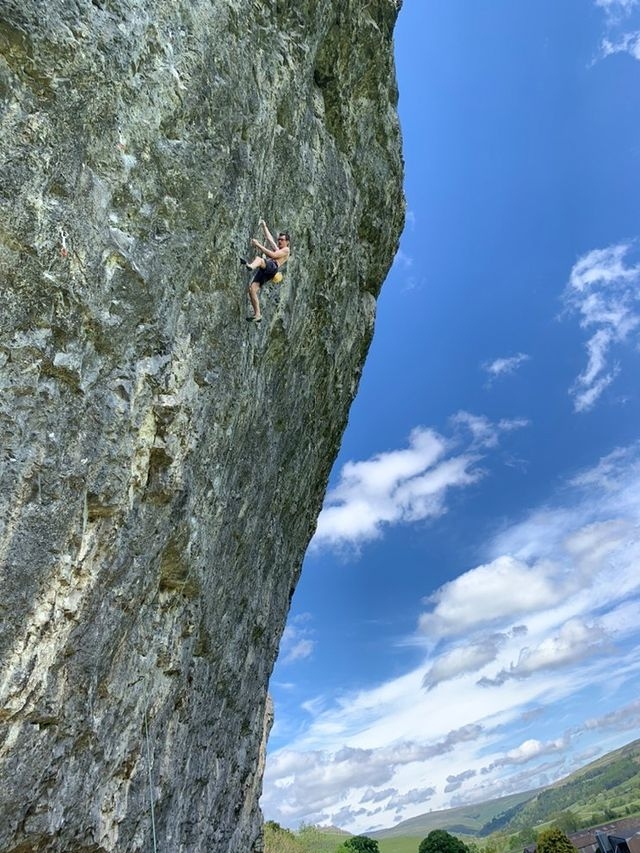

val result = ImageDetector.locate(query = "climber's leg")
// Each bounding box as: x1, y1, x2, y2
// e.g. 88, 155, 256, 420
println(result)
247, 280, 262, 321
240, 255, 266, 271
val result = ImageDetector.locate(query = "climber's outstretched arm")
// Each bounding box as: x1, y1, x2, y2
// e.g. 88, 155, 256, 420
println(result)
259, 219, 278, 250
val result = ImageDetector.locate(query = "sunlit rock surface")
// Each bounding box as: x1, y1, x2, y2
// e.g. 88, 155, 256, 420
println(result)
0, 0, 404, 849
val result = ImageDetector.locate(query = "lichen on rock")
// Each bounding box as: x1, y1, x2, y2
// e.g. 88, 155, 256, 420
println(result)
0, 0, 404, 849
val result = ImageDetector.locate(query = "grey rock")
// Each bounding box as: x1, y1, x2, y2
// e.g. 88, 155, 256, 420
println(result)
0, 0, 404, 850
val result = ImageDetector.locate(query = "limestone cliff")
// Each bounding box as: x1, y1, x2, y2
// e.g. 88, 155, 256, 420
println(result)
0, 0, 404, 850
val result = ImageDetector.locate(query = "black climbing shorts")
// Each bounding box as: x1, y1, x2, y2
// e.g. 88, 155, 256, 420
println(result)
252, 258, 278, 285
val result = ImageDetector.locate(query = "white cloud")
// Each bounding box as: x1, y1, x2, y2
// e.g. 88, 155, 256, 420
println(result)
444, 769, 476, 793
595, 0, 640, 38
570, 445, 636, 490
482, 353, 530, 382
601, 30, 640, 59
583, 698, 640, 733
422, 636, 506, 690
451, 411, 529, 449
595, 0, 639, 18
422, 628, 527, 690
265, 445, 640, 833
359, 787, 397, 805
484, 737, 568, 771
596, 0, 638, 10
388, 787, 436, 810
565, 242, 640, 411
479, 619, 611, 686
418, 555, 561, 638
279, 615, 316, 665
263, 726, 483, 826
313, 416, 528, 551
393, 248, 414, 269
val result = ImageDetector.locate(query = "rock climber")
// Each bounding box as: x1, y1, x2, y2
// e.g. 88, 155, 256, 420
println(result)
240, 220, 290, 322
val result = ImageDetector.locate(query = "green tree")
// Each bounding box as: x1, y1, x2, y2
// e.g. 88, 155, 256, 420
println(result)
298, 825, 334, 853
418, 830, 470, 853
536, 828, 575, 853
344, 837, 379, 853
265, 821, 305, 853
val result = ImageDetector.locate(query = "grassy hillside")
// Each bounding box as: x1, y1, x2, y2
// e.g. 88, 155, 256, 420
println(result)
504, 739, 640, 834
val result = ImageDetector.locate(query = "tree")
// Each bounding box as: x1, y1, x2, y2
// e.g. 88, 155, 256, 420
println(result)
264, 821, 305, 853
418, 830, 469, 853
344, 837, 380, 853
536, 828, 575, 853
297, 824, 334, 853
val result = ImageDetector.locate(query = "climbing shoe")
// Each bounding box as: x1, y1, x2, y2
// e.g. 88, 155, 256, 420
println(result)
239, 256, 249, 266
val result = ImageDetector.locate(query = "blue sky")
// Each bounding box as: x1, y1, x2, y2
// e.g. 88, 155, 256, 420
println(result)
261, 0, 640, 834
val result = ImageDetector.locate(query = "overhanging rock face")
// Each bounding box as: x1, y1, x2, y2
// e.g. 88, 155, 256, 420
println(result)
0, 0, 404, 849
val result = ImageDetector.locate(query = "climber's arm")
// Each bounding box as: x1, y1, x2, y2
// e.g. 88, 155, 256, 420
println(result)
251, 239, 288, 262
260, 219, 278, 250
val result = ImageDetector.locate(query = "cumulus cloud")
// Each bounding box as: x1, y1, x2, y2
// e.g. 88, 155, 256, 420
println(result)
444, 769, 477, 793
478, 619, 611, 686
360, 787, 397, 805
482, 353, 530, 383
313, 416, 528, 551
583, 697, 640, 733
483, 737, 568, 771
313, 427, 459, 549
422, 636, 506, 690
471, 758, 566, 795
565, 242, 640, 411
418, 555, 561, 638
422, 628, 528, 690
330, 806, 369, 827
418, 453, 640, 643
389, 787, 436, 810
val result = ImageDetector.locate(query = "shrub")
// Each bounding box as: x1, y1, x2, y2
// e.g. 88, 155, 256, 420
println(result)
536, 828, 575, 853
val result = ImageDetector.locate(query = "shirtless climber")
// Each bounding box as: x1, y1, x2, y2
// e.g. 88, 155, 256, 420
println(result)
240, 220, 290, 322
